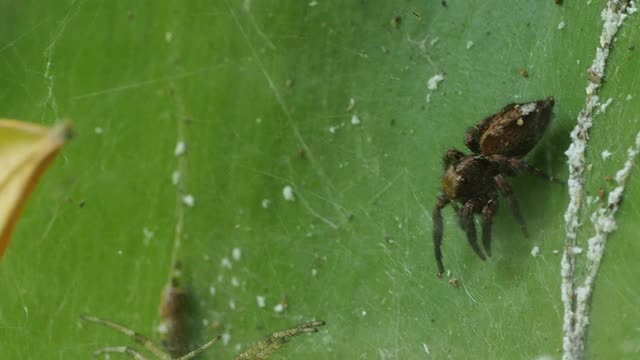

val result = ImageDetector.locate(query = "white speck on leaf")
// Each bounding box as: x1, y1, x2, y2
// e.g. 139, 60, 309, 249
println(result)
209, 286, 216, 296
143, 228, 154, 245
231, 277, 240, 287
175, 141, 187, 156
422, 343, 430, 354
182, 194, 195, 207
273, 303, 285, 313
228, 300, 236, 310
164, 31, 173, 43
601, 150, 612, 160
531, 246, 541, 257
283, 185, 295, 201
427, 73, 445, 90
257, 295, 266, 308
466, 40, 474, 49
261, 198, 272, 208
346, 97, 355, 111
534, 355, 554, 360
221, 257, 232, 269
626, 94, 633, 101
171, 170, 181, 185
351, 114, 361, 125
143, 227, 154, 239
232, 247, 242, 261
222, 332, 231, 345
558, 20, 566, 30
599, 97, 613, 113
94, 127, 104, 134
309, 0, 318, 6
571, 246, 583, 254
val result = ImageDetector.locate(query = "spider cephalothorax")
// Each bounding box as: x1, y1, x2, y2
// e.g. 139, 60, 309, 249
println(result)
433, 97, 561, 277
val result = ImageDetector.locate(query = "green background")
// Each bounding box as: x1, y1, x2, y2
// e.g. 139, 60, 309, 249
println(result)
1, 1, 639, 359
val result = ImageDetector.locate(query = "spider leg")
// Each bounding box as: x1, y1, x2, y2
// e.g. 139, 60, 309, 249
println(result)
456, 199, 487, 261
464, 127, 482, 154
489, 154, 564, 184
93, 346, 148, 360
480, 195, 499, 257
235, 320, 326, 360
509, 158, 564, 184
433, 194, 450, 277
443, 148, 466, 169
176, 336, 221, 360
81, 314, 171, 360
494, 175, 529, 238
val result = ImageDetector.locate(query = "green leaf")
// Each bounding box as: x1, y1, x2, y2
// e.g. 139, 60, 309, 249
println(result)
1, 1, 639, 359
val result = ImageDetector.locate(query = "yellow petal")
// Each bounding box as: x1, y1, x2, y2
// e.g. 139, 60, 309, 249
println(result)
0, 120, 72, 260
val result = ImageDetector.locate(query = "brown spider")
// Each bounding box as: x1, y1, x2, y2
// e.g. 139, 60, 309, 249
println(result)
432, 96, 562, 277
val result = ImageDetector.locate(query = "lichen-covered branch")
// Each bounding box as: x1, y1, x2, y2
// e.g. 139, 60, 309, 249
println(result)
561, 1, 638, 359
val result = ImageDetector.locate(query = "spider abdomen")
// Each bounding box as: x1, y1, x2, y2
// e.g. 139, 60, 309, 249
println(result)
479, 97, 555, 157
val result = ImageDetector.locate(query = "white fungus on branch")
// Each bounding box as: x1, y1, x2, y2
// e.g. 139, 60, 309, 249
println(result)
561, 1, 637, 359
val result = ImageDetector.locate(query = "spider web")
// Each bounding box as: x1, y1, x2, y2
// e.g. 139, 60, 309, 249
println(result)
1, 1, 640, 359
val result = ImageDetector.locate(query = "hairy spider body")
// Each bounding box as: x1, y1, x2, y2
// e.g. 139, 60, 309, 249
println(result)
441, 155, 499, 201
433, 97, 560, 277
465, 97, 555, 157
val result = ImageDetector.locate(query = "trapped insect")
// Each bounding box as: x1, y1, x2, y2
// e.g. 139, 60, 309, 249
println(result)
432, 97, 562, 277
82, 261, 325, 360
81, 314, 325, 360
158, 263, 189, 357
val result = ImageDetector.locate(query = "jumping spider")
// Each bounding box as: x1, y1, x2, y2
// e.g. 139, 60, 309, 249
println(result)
81, 314, 325, 360
433, 96, 562, 277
